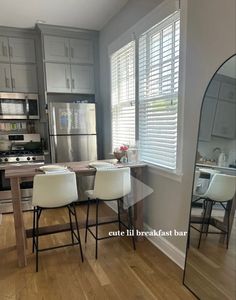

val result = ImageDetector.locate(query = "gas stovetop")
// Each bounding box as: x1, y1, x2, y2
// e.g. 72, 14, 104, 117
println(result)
0, 150, 45, 163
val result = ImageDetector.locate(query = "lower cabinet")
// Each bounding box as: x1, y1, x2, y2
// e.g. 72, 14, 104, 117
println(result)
46, 62, 95, 94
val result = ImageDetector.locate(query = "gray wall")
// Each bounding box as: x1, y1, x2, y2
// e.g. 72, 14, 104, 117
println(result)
99, 0, 236, 253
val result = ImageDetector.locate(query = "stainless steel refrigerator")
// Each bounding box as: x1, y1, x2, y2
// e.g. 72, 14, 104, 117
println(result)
48, 102, 97, 199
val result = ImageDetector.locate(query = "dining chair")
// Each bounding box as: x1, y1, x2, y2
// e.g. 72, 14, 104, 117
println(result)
84, 167, 136, 259
32, 172, 84, 272
191, 173, 236, 248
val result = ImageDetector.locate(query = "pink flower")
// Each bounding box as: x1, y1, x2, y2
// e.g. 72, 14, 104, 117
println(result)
120, 145, 129, 151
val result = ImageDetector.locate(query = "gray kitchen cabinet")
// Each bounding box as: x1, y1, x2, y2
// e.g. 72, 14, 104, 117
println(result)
71, 65, 94, 94
11, 64, 38, 92
0, 63, 12, 91
205, 79, 220, 98
69, 39, 94, 64
199, 97, 218, 141
46, 63, 71, 93
219, 82, 236, 103
44, 36, 70, 63
8, 38, 35, 63
0, 37, 9, 62
212, 100, 236, 139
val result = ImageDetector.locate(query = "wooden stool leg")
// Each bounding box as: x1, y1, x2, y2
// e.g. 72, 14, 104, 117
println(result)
95, 198, 99, 259
128, 206, 136, 250
73, 203, 84, 262
85, 199, 90, 243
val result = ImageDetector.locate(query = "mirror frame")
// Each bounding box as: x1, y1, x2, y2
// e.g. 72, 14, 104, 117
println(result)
182, 53, 236, 299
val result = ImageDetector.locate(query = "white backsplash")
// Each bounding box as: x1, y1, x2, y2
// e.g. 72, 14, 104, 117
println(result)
198, 137, 236, 165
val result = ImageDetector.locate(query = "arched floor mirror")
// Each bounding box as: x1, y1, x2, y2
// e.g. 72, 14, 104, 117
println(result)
183, 54, 236, 300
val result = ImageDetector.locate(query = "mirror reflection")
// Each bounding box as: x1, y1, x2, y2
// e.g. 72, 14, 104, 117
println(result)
184, 55, 236, 300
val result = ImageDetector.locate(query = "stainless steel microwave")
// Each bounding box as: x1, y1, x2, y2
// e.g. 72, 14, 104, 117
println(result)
0, 93, 39, 120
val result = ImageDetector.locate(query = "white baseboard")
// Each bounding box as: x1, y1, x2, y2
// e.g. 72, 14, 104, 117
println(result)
143, 223, 185, 269
105, 201, 186, 269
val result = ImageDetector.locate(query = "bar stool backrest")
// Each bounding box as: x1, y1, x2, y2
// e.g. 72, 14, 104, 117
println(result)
204, 174, 236, 202
93, 167, 131, 200
32, 172, 78, 208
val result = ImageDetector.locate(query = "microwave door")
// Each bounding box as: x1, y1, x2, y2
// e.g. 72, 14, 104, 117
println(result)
0, 99, 27, 119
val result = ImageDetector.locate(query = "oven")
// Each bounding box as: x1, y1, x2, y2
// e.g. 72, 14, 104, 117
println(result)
0, 134, 45, 212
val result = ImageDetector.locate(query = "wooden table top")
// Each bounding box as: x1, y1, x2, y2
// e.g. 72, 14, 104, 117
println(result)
4, 160, 147, 179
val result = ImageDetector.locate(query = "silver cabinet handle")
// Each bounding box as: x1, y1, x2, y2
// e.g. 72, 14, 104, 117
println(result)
72, 79, 75, 89
9, 46, 13, 57
12, 78, 15, 89
65, 46, 69, 57
2, 44, 8, 56
5, 77, 10, 88
66, 78, 70, 89
70, 47, 74, 58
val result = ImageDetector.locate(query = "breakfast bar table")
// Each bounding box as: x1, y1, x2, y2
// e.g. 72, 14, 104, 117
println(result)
5, 160, 147, 267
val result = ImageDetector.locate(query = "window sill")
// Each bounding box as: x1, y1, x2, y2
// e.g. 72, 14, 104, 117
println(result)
146, 163, 183, 182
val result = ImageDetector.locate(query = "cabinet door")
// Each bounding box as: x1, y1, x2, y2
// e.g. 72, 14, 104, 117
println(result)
0, 37, 9, 62
205, 79, 220, 98
212, 100, 236, 139
199, 97, 218, 141
71, 65, 94, 94
44, 36, 70, 63
219, 82, 236, 103
0, 63, 12, 91
46, 63, 71, 93
69, 39, 94, 64
11, 64, 38, 93
8, 38, 35, 63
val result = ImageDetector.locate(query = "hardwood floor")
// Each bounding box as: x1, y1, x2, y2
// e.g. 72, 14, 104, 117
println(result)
0, 203, 195, 300
184, 209, 236, 300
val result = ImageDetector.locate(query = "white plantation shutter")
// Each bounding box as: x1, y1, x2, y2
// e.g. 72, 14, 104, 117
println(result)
139, 12, 180, 169
111, 41, 135, 149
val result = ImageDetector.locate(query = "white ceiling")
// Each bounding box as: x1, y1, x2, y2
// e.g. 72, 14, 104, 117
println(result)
0, 0, 128, 30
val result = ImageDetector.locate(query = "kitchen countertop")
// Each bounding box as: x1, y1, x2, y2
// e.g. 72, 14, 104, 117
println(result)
196, 163, 236, 175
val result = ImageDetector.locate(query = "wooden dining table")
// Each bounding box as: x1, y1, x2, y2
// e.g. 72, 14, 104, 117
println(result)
4, 160, 147, 268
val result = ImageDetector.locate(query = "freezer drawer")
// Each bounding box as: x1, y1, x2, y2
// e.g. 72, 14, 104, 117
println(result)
50, 134, 97, 163
49, 102, 96, 135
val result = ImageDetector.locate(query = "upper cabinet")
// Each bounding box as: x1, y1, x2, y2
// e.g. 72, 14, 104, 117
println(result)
0, 37, 36, 64
0, 37, 9, 62
44, 36, 70, 63
44, 36, 94, 64
8, 38, 35, 63
212, 100, 236, 139
69, 39, 93, 64
44, 34, 96, 94
199, 97, 218, 141
219, 82, 236, 103
0, 36, 38, 93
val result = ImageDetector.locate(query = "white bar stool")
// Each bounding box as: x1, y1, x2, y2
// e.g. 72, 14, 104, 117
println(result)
32, 172, 84, 272
84, 167, 136, 259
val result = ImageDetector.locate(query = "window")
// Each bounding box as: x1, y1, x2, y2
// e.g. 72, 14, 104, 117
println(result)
139, 12, 180, 170
111, 41, 135, 150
